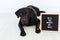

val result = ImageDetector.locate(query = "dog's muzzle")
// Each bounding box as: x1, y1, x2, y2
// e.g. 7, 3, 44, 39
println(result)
21, 18, 29, 25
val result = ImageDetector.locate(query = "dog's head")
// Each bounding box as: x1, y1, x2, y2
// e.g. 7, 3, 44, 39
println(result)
15, 8, 30, 24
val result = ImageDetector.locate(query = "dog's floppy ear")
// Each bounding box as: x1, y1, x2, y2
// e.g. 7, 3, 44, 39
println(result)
15, 8, 25, 18
15, 10, 20, 18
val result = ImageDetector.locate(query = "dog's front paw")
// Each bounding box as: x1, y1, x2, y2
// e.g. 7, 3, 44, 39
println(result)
20, 32, 26, 36
35, 28, 41, 33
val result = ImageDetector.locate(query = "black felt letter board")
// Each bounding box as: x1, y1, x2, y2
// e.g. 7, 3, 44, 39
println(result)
42, 14, 59, 31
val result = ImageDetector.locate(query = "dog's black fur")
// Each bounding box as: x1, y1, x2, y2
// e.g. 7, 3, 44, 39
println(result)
15, 5, 45, 36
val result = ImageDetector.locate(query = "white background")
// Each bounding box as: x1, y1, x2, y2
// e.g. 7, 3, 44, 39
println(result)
0, 0, 60, 40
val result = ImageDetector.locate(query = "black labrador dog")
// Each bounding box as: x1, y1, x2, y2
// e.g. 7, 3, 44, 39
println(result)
15, 5, 45, 36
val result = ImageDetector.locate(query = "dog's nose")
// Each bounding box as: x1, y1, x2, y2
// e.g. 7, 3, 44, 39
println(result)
21, 20, 26, 23
23, 21, 26, 23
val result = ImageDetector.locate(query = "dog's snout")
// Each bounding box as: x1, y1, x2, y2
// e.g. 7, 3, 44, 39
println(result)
21, 18, 28, 24
22, 19, 26, 22
22, 19, 26, 21
23, 21, 26, 23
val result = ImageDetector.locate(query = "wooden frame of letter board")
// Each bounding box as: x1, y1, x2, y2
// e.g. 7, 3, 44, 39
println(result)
40, 13, 59, 31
